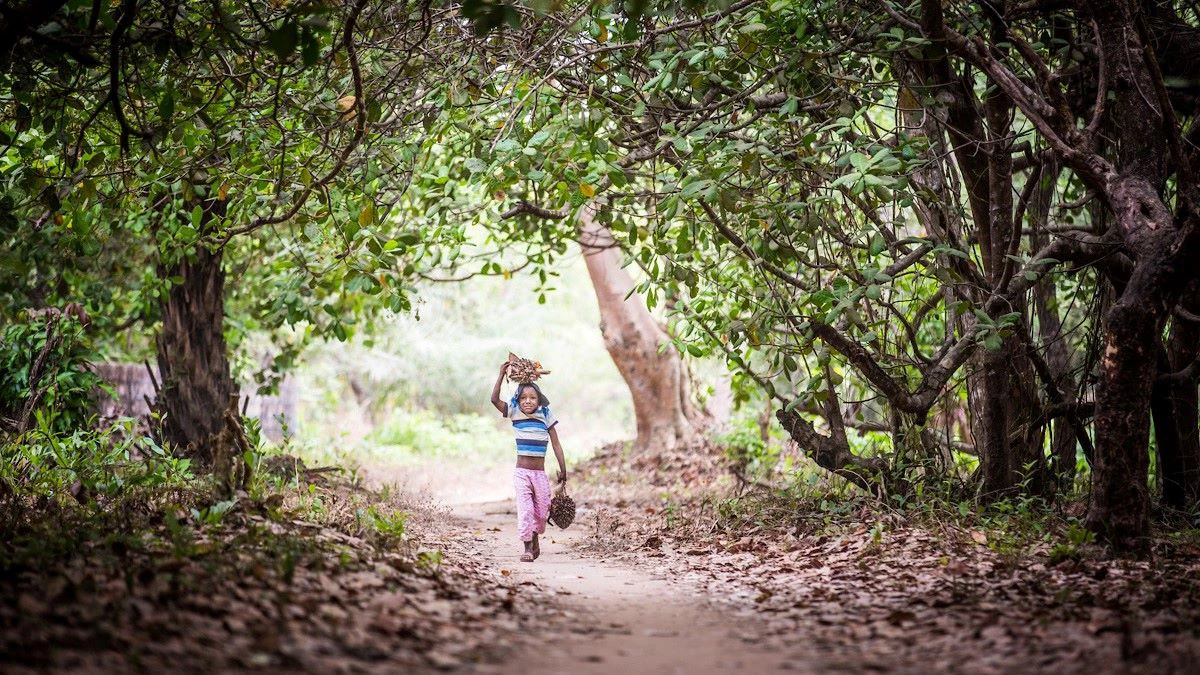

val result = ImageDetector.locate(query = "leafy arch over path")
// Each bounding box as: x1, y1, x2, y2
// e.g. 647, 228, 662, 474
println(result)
452, 0, 1200, 547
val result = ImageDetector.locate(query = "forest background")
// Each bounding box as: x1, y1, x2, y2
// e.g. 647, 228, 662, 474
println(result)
2, 0, 1200, 669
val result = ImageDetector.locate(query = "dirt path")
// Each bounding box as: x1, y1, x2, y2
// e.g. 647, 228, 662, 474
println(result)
449, 500, 800, 675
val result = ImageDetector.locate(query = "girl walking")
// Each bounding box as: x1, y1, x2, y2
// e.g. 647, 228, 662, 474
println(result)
490, 359, 567, 562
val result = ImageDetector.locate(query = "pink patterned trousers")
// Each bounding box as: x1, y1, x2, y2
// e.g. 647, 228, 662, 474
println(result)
512, 467, 551, 542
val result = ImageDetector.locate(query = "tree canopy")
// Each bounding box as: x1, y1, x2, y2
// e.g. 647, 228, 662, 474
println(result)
3, 0, 1199, 548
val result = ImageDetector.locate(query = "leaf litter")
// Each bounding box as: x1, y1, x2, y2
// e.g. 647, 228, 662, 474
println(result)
0, 474, 555, 673
570, 441, 1200, 673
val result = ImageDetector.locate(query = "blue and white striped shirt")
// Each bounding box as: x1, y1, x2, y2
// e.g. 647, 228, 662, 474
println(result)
505, 400, 558, 457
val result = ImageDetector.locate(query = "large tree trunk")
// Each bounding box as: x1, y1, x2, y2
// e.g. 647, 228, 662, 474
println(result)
1154, 315, 1200, 510
1088, 282, 1160, 544
156, 242, 235, 467
1084, 1, 1196, 546
578, 209, 707, 452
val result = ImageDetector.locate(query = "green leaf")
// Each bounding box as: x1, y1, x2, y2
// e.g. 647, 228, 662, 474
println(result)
268, 20, 300, 60
868, 233, 886, 257
159, 88, 175, 121
300, 27, 321, 67
983, 333, 1003, 352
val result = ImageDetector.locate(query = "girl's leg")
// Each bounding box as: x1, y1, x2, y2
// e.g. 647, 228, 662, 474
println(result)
512, 469, 536, 544
532, 470, 551, 535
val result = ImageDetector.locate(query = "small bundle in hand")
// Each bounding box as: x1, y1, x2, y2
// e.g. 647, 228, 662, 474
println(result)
507, 352, 550, 384
547, 482, 576, 529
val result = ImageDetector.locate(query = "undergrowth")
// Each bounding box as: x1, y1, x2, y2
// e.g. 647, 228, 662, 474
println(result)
584, 413, 1193, 564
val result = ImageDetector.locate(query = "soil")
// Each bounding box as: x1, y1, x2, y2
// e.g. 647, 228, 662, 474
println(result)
443, 500, 801, 674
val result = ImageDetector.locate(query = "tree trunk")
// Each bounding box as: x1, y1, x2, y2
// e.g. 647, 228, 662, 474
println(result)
1154, 317, 1200, 510
1085, 2, 1195, 546
1028, 159, 1081, 491
968, 340, 1043, 499
578, 209, 707, 452
1037, 295, 1080, 491
1088, 288, 1159, 544
156, 243, 235, 467
897, 40, 1045, 498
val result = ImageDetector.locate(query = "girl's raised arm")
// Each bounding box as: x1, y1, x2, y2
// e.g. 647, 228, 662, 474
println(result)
490, 361, 510, 415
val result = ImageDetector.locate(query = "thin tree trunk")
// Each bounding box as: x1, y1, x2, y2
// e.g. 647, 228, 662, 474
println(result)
1028, 159, 1080, 491
156, 242, 235, 467
968, 342, 1042, 499
897, 42, 1045, 498
1155, 316, 1200, 509
578, 209, 706, 453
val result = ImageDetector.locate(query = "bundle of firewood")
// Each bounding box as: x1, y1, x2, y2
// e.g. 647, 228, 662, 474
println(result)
506, 352, 550, 384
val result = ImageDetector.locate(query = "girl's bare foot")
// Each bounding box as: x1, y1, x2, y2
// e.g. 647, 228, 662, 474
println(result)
520, 551, 534, 562
531, 533, 540, 560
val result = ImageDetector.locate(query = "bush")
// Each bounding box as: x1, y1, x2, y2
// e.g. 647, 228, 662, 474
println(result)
1, 415, 193, 505
0, 312, 108, 434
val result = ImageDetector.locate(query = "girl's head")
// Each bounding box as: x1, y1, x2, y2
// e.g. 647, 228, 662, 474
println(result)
512, 382, 550, 415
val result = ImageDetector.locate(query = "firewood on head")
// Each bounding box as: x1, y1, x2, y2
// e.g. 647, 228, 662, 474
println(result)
506, 352, 550, 384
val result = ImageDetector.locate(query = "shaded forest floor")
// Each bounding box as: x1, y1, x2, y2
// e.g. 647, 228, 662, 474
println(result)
0, 471, 552, 673
2, 444, 1200, 673
571, 442, 1200, 673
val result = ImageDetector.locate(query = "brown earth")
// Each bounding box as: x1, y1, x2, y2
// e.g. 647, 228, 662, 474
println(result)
3, 445, 1199, 674
437, 500, 801, 674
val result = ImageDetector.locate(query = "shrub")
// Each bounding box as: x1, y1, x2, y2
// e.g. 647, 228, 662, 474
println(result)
0, 312, 109, 434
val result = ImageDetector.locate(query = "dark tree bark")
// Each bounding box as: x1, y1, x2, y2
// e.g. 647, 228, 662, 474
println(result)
968, 345, 1043, 498
155, 203, 235, 466
1154, 315, 1200, 509
901, 12, 1046, 499
578, 208, 708, 452
777, 406, 888, 495
1081, 0, 1198, 546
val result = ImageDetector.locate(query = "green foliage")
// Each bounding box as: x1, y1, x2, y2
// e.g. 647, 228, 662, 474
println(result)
2, 416, 192, 502
415, 548, 444, 570
1048, 522, 1097, 564
0, 314, 108, 433
411, 0, 1132, 504
190, 498, 239, 527
1, 1, 485, 387
717, 415, 779, 481
355, 505, 408, 545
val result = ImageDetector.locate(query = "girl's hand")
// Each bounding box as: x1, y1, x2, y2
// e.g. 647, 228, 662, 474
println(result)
499, 360, 511, 373
557, 470, 567, 485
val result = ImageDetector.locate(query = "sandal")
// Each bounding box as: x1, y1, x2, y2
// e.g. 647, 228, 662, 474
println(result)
520, 551, 534, 563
